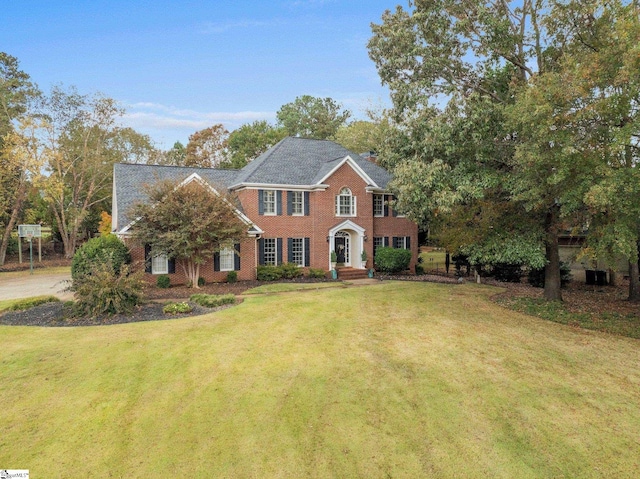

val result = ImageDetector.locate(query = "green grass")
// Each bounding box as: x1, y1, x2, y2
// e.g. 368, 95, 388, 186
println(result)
497, 296, 640, 339
1, 282, 639, 478
0, 295, 60, 313
0, 265, 71, 278
244, 281, 346, 294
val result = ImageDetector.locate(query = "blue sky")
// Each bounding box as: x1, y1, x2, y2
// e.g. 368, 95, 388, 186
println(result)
3, 0, 404, 149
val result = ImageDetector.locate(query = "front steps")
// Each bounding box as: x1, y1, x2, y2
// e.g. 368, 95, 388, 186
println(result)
336, 267, 368, 280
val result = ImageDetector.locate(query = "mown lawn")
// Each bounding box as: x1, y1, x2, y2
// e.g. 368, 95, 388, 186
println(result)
1, 281, 639, 478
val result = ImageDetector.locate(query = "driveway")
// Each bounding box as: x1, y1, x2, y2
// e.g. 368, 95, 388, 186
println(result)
0, 271, 73, 301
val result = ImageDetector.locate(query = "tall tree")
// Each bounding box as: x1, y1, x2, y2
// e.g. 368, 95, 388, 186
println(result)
0, 52, 39, 142
129, 179, 247, 288
41, 86, 141, 258
276, 95, 350, 139
368, 0, 608, 301
226, 120, 286, 169
185, 124, 229, 168
0, 117, 49, 265
161, 141, 187, 166
334, 120, 385, 154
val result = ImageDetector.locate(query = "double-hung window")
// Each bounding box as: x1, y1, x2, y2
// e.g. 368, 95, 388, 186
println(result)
291, 191, 303, 215
152, 253, 168, 274
290, 238, 304, 266
336, 188, 356, 216
393, 236, 411, 249
219, 245, 235, 271
373, 194, 384, 217
263, 238, 277, 265
263, 190, 276, 215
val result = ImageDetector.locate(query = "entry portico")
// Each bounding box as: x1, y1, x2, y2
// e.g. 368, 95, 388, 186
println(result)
327, 219, 367, 270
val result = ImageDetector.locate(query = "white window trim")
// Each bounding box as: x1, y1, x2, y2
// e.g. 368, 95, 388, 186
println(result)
263, 238, 277, 266
336, 188, 357, 217
373, 194, 384, 217
263, 190, 276, 216
291, 191, 304, 216
152, 253, 168, 274
219, 246, 234, 272
291, 237, 305, 266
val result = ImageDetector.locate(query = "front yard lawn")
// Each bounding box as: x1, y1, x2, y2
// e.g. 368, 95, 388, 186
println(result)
1, 281, 638, 478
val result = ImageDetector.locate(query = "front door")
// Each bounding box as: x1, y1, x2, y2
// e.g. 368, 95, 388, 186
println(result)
334, 232, 350, 264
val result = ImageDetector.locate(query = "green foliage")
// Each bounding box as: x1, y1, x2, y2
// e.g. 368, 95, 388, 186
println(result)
163, 302, 193, 314
71, 261, 144, 317
9, 295, 60, 311
279, 262, 303, 279
226, 120, 287, 168
374, 247, 412, 273
308, 268, 326, 279
415, 263, 424, 275
276, 95, 350, 139
256, 265, 283, 281
189, 293, 235, 308
226, 271, 237, 283
488, 264, 523, 283
528, 263, 572, 289
185, 124, 229, 168
197, 276, 206, 287
71, 235, 132, 280
156, 275, 170, 289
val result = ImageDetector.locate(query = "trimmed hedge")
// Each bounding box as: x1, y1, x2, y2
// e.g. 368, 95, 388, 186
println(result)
226, 271, 238, 283
308, 268, 326, 278
374, 247, 412, 273
190, 293, 236, 308
156, 275, 171, 288
163, 302, 193, 314
9, 296, 60, 311
257, 265, 282, 281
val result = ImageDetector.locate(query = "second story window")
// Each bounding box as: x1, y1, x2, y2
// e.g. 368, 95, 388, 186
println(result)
263, 190, 275, 215
336, 187, 356, 216
291, 191, 303, 215
373, 194, 384, 217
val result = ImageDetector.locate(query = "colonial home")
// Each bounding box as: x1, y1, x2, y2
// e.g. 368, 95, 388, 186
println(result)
112, 137, 418, 283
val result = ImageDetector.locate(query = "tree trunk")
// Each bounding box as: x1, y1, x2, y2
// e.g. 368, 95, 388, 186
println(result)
544, 207, 562, 302
629, 261, 640, 302
0, 182, 27, 266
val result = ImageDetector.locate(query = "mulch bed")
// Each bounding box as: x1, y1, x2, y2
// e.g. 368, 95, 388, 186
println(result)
0, 300, 240, 327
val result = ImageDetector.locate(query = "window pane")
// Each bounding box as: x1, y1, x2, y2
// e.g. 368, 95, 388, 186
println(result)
152, 253, 168, 274
292, 191, 303, 215
263, 190, 275, 214
220, 246, 234, 271
290, 238, 304, 266
374, 194, 383, 216
263, 238, 276, 265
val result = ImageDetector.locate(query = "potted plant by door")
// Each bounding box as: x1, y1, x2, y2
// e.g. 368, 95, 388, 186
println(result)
330, 250, 337, 270
361, 250, 368, 268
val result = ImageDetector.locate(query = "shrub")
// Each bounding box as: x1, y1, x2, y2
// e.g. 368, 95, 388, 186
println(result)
197, 276, 206, 287
374, 247, 412, 273
71, 262, 144, 317
156, 275, 171, 288
226, 271, 238, 283
9, 296, 60, 311
190, 293, 236, 308
415, 263, 424, 275
163, 302, 193, 314
279, 262, 303, 279
257, 265, 282, 281
71, 235, 131, 280
528, 262, 572, 288
490, 263, 523, 283
308, 267, 326, 278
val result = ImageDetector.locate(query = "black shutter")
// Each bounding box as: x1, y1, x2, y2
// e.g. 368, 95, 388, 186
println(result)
258, 189, 264, 215
406, 236, 411, 250
287, 238, 293, 263
393, 237, 400, 248
234, 243, 241, 271
213, 252, 220, 271
144, 244, 152, 273
304, 238, 310, 267
276, 190, 283, 215
287, 191, 293, 215
168, 258, 176, 274
258, 238, 264, 265
384, 237, 389, 247
304, 192, 310, 216
277, 238, 283, 265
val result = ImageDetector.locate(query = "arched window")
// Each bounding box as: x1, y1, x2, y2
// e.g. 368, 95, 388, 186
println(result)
336, 187, 356, 216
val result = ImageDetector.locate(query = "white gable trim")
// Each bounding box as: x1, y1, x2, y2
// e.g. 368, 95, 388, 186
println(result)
316, 155, 379, 188
328, 219, 366, 236
230, 183, 329, 192
117, 172, 263, 236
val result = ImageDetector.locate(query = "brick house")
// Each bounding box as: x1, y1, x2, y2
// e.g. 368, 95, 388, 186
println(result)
112, 137, 418, 283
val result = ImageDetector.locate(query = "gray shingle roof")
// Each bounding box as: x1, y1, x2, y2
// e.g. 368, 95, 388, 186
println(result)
231, 137, 391, 188
113, 138, 393, 232
113, 163, 239, 231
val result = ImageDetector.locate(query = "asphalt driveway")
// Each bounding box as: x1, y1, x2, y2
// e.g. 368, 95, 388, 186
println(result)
0, 270, 73, 301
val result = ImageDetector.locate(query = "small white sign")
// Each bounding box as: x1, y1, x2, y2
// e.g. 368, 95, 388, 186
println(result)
0, 471, 29, 479
18, 225, 41, 238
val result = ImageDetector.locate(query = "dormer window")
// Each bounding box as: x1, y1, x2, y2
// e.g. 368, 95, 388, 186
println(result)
336, 187, 356, 216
